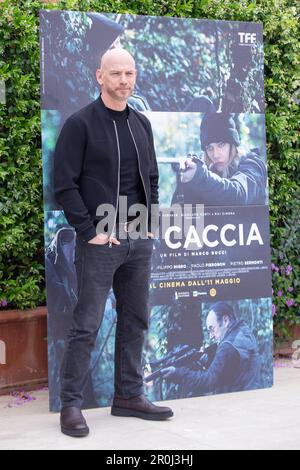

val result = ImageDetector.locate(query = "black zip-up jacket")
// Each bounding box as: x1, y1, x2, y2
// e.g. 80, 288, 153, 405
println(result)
53, 95, 159, 242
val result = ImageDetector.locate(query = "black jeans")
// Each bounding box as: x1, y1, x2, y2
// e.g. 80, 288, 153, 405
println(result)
60, 227, 154, 409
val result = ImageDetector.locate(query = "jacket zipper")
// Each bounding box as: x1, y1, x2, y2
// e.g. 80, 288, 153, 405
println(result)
109, 120, 121, 248
127, 119, 149, 220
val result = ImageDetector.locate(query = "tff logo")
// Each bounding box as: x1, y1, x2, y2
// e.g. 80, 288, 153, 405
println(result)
238, 32, 257, 45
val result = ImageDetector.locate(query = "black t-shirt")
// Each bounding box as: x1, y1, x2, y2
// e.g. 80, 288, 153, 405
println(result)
105, 105, 146, 223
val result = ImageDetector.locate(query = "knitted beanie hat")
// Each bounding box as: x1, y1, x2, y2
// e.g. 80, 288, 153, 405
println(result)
200, 113, 240, 150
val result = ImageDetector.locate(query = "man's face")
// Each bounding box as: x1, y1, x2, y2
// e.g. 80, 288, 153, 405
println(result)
206, 310, 229, 344
205, 142, 231, 171
96, 55, 137, 103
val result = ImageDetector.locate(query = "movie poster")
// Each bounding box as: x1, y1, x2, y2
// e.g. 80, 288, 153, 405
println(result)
40, 10, 273, 411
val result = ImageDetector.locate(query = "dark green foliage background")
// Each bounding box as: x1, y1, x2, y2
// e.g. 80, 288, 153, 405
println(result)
0, 0, 299, 339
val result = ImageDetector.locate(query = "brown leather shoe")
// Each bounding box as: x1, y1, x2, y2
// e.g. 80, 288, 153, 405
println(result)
60, 406, 89, 438
111, 394, 174, 421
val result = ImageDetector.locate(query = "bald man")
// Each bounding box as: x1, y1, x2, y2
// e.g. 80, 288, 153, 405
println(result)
54, 48, 173, 438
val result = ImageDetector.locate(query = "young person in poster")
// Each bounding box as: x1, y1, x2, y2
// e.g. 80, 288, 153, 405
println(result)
172, 112, 268, 206
54, 48, 173, 438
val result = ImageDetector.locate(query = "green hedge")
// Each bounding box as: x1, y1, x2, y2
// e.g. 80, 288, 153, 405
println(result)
0, 0, 299, 339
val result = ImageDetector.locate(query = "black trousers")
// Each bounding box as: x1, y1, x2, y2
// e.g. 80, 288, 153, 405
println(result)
60, 227, 154, 409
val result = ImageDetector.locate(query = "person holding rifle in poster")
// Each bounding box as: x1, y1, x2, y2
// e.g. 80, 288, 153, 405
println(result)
172, 112, 267, 206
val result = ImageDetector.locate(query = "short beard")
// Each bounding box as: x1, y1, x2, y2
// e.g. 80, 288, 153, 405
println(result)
107, 86, 132, 102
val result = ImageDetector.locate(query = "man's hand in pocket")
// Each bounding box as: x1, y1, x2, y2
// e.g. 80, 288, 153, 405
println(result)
88, 233, 120, 245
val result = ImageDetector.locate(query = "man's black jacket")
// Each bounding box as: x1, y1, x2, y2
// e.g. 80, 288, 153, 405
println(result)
53, 94, 159, 241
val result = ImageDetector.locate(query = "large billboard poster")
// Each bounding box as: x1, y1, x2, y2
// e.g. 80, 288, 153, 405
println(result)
39, 10, 273, 411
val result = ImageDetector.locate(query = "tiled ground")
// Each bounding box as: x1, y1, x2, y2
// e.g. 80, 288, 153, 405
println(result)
0, 362, 299, 450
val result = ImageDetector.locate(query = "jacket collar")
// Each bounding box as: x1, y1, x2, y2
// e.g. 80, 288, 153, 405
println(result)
96, 93, 132, 120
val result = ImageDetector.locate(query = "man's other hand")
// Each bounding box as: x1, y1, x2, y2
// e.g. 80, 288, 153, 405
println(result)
88, 233, 120, 245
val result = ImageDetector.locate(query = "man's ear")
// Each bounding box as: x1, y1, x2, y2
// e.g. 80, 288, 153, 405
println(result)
223, 315, 230, 327
96, 69, 103, 86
